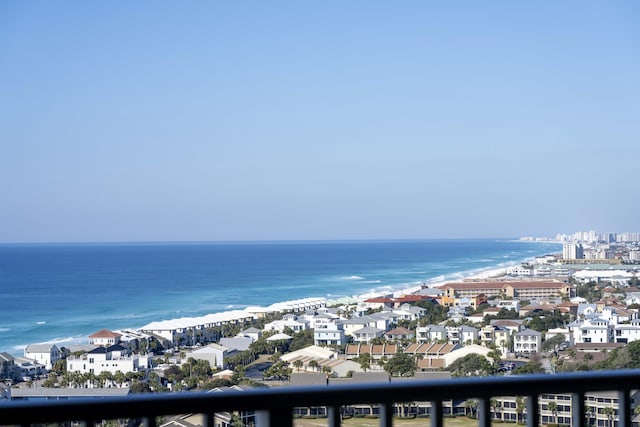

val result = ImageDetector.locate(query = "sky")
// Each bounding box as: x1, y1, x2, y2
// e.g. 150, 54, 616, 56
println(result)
1, 1, 639, 243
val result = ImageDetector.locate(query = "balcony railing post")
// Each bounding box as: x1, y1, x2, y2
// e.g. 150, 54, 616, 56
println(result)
618, 389, 630, 427
327, 405, 341, 427
526, 394, 538, 427
379, 402, 393, 427
143, 416, 157, 427
430, 400, 443, 427
255, 409, 293, 427
572, 391, 585, 427
479, 398, 491, 427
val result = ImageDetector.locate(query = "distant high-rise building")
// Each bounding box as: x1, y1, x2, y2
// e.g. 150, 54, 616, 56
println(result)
562, 242, 584, 260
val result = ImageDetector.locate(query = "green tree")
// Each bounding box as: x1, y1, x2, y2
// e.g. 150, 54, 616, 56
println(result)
447, 354, 493, 377
355, 352, 372, 372
542, 334, 566, 356
548, 401, 558, 425
288, 329, 314, 352
512, 360, 544, 374
383, 353, 416, 377
292, 359, 303, 372
308, 359, 319, 372
490, 398, 502, 421
415, 300, 448, 325
603, 406, 615, 427
464, 399, 478, 419
515, 396, 526, 424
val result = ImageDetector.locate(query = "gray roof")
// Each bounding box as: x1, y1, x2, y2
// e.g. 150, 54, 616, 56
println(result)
353, 326, 383, 334
24, 343, 58, 353
10, 388, 130, 398
391, 371, 452, 382
0, 352, 15, 362
289, 373, 327, 387
219, 337, 252, 352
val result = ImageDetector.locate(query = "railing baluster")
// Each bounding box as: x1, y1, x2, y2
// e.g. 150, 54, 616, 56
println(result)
327, 405, 341, 427
143, 415, 157, 427
255, 408, 293, 427
479, 398, 490, 427
203, 412, 214, 427
572, 391, 585, 427
526, 394, 538, 427
618, 389, 630, 427
430, 400, 443, 427
379, 402, 393, 427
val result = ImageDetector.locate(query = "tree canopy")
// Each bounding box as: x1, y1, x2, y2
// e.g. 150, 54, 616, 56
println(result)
447, 353, 493, 377
383, 353, 416, 377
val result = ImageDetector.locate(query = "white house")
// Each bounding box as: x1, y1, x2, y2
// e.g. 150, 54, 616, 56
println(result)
514, 329, 542, 356
314, 328, 346, 347
88, 329, 122, 347
66, 345, 149, 375
614, 320, 640, 344
568, 317, 612, 345
352, 326, 384, 343
416, 325, 447, 343
447, 325, 479, 345
263, 314, 309, 334
183, 343, 228, 369
24, 344, 61, 371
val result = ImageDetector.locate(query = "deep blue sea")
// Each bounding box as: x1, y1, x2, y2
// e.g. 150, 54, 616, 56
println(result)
0, 239, 560, 353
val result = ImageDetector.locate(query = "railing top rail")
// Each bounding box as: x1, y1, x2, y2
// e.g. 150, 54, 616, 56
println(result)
2, 369, 639, 424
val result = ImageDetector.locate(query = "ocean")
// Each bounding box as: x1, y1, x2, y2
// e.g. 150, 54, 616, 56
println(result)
0, 239, 560, 353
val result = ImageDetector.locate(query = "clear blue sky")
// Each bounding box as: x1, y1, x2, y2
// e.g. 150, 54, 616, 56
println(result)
1, 1, 639, 243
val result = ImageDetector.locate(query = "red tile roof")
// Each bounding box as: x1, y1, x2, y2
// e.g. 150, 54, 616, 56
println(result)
89, 329, 121, 339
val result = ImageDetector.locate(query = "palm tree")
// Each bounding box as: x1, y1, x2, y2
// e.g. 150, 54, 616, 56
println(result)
308, 360, 319, 372
292, 359, 303, 372
464, 399, 478, 419
585, 406, 595, 427
490, 398, 502, 421
548, 401, 558, 425
516, 396, 526, 424
603, 406, 615, 427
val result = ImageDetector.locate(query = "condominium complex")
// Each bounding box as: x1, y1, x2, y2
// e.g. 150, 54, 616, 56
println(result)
440, 281, 575, 300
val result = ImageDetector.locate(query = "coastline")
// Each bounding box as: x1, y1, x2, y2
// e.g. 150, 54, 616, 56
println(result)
0, 240, 561, 353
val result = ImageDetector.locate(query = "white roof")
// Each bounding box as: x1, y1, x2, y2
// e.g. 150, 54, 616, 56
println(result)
267, 333, 293, 341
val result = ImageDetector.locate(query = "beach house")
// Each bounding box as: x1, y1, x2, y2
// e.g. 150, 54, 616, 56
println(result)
23, 344, 61, 371
514, 329, 542, 356
66, 345, 150, 375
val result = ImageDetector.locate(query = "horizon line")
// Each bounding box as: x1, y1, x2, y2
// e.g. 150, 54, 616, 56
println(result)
0, 236, 554, 246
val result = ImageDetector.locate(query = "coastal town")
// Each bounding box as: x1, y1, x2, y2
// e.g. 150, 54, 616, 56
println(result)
2, 231, 640, 427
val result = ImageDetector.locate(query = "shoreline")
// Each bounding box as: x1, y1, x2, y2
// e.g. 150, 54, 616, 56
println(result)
1, 241, 562, 353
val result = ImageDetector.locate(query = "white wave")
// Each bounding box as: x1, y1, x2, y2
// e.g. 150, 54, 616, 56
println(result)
342, 275, 364, 280
36, 321, 46, 325
36, 335, 85, 346
225, 304, 234, 309
362, 280, 382, 284
0, 327, 10, 333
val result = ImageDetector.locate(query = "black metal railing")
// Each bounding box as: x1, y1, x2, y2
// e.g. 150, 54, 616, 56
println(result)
2, 369, 639, 427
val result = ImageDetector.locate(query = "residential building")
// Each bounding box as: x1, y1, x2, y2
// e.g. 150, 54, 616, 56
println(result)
88, 329, 122, 347
384, 327, 414, 341
66, 345, 149, 375
514, 329, 542, 356
614, 319, 640, 343
344, 343, 398, 362
352, 326, 384, 343
24, 344, 61, 371
440, 281, 574, 300
183, 343, 228, 369
314, 327, 346, 347
416, 325, 448, 343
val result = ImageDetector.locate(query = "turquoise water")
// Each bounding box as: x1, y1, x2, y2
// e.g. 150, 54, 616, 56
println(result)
0, 239, 560, 353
